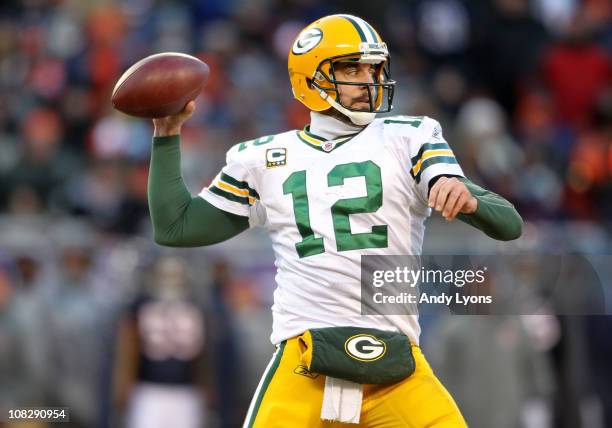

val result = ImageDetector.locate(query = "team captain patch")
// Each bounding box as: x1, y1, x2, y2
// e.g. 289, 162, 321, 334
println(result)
266, 148, 287, 168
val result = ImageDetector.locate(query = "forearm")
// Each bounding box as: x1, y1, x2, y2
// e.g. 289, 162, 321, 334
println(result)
456, 178, 523, 241
148, 136, 249, 247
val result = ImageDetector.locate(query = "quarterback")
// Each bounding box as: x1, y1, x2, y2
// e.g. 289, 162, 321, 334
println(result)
148, 15, 522, 428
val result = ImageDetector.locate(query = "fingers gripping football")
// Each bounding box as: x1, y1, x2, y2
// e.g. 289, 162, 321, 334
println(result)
152, 101, 196, 137
428, 177, 477, 221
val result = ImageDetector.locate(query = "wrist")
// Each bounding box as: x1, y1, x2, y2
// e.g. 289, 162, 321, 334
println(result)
153, 126, 181, 137
465, 196, 478, 214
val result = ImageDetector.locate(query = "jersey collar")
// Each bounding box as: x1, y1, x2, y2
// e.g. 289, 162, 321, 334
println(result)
298, 112, 364, 153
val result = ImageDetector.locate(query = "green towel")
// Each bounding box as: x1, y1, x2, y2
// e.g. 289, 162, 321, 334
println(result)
298, 326, 415, 384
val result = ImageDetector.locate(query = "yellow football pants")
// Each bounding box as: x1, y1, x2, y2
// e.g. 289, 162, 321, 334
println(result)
243, 337, 467, 427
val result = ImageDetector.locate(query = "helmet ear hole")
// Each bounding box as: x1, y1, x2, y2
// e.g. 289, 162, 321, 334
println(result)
306, 78, 314, 89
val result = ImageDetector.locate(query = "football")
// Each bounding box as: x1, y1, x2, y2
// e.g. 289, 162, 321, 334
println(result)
111, 52, 209, 118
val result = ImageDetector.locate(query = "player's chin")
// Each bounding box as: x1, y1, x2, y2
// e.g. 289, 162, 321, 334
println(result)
351, 101, 372, 111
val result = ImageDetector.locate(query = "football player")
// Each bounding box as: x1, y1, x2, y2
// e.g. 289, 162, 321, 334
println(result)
148, 14, 522, 428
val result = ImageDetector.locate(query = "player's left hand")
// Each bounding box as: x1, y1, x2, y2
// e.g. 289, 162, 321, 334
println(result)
428, 176, 477, 221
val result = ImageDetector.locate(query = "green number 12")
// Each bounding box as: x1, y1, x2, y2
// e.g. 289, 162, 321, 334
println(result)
283, 160, 388, 258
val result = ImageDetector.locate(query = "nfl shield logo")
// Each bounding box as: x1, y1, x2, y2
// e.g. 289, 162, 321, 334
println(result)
323, 142, 333, 152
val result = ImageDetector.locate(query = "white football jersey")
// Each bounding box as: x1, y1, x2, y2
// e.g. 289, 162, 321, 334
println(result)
199, 116, 464, 345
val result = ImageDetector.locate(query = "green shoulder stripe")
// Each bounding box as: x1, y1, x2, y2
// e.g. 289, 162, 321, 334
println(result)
220, 172, 260, 199
209, 185, 251, 205
411, 156, 459, 184
410, 142, 452, 165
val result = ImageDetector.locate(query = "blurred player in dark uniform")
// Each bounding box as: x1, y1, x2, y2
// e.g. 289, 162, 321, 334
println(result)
113, 256, 209, 428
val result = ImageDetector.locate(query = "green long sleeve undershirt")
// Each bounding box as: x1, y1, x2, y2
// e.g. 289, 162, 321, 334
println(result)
148, 135, 248, 247
148, 136, 522, 247
455, 178, 523, 241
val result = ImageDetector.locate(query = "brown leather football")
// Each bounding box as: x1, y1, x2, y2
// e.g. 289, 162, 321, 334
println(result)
111, 52, 209, 118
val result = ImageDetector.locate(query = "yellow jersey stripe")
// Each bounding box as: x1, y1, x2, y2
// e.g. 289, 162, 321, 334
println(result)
216, 180, 256, 203
411, 149, 455, 175
299, 131, 322, 146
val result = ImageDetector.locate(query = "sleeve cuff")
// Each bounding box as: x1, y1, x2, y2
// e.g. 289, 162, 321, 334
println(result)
153, 135, 181, 145
198, 190, 251, 218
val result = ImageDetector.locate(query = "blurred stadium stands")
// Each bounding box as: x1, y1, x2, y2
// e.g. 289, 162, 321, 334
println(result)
0, 0, 610, 427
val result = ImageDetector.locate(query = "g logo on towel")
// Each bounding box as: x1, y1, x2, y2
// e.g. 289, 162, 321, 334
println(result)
344, 334, 387, 362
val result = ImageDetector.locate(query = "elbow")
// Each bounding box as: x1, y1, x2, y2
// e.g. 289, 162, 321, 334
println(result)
151, 216, 188, 247
153, 230, 214, 248
153, 230, 182, 247
496, 212, 523, 241
498, 224, 522, 241
153, 234, 176, 247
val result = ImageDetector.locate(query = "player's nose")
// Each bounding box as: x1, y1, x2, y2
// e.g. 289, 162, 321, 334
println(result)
360, 70, 374, 86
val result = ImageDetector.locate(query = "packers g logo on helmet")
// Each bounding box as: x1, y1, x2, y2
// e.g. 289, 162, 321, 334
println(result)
344, 334, 387, 362
288, 14, 396, 125
291, 28, 323, 55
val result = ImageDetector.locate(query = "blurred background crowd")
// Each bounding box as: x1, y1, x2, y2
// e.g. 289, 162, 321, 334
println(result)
0, 0, 610, 427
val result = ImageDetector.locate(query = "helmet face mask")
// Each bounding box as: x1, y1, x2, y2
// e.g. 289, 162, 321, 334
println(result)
288, 14, 396, 124
311, 54, 395, 114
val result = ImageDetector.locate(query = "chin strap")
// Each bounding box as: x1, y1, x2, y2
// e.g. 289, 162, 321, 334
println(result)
318, 89, 376, 126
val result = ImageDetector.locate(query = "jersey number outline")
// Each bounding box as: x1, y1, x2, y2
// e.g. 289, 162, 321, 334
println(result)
283, 160, 388, 258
